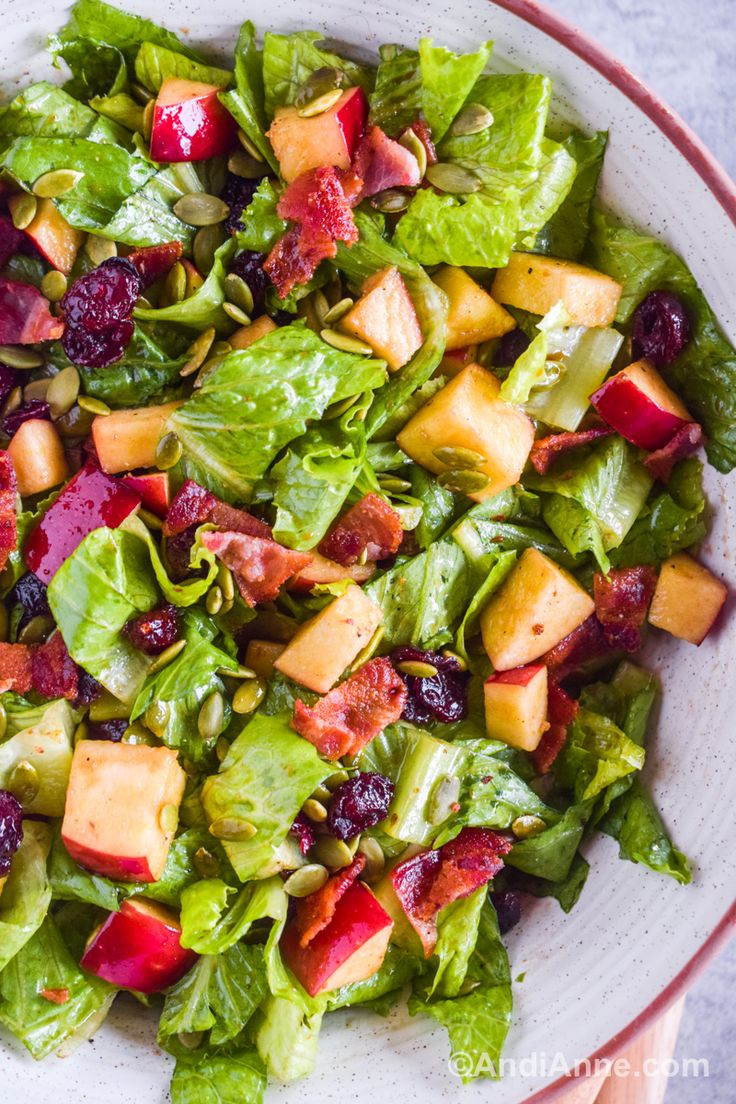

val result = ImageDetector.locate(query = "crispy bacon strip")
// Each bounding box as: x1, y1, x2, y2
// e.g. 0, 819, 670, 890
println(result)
0, 451, 17, 573
530, 426, 614, 475
292, 658, 407, 760
31, 632, 78, 701
532, 681, 579, 774
163, 479, 271, 540
644, 422, 703, 482
542, 614, 613, 679
593, 566, 658, 652
200, 530, 311, 607
293, 854, 366, 948
0, 278, 64, 344
0, 642, 33, 694
351, 125, 422, 200
319, 493, 404, 567
126, 241, 183, 288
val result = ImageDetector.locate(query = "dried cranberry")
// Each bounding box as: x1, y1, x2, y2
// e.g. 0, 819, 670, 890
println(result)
61, 258, 141, 333
74, 668, 103, 706
61, 318, 134, 368
123, 604, 179, 655
87, 718, 128, 742
0, 215, 26, 269
3, 399, 51, 437
326, 772, 395, 841
230, 250, 271, 315
0, 790, 23, 877
632, 290, 691, 367
8, 572, 50, 629
0, 362, 18, 404
221, 174, 261, 236
290, 812, 317, 854
165, 526, 200, 580
392, 646, 469, 724
493, 328, 531, 368
491, 890, 521, 934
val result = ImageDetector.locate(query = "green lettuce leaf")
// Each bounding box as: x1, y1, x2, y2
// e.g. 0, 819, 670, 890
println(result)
262, 31, 372, 118
556, 708, 645, 803
121, 514, 218, 607
506, 803, 591, 882
599, 779, 692, 884
509, 851, 590, 913
170, 1050, 267, 1104
517, 137, 577, 245
179, 876, 286, 955
235, 178, 287, 252
57, 0, 200, 63
0, 822, 51, 972
452, 489, 577, 569
134, 237, 236, 330
160, 944, 266, 1048
134, 42, 231, 93
610, 457, 706, 566
427, 886, 486, 999
50, 36, 128, 103
393, 189, 520, 267
499, 300, 570, 404
418, 39, 492, 142
368, 45, 422, 135
255, 994, 323, 1082
0, 81, 120, 143
454, 550, 517, 665
326, 944, 422, 1010
535, 131, 607, 260
219, 21, 277, 173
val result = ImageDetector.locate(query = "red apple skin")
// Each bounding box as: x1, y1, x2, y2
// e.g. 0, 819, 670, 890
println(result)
25, 462, 141, 584
486, 664, 546, 688
81, 898, 197, 994
280, 881, 392, 997
335, 87, 368, 159
590, 370, 690, 451
268, 87, 368, 182
121, 472, 171, 517
62, 838, 156, 883
150, 78, 237, 162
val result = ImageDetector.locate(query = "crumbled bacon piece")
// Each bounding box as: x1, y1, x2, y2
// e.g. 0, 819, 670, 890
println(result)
644, 422, 703, 482
163, 479, 217, 537
0, 278, 64, 344
292, 658, 407, 760
293, 854, 366, 948
208, 501, 272, 540
0, 451, 17, 573
593, 566, 658, 652
547, 680, 579, 726
319, 493, 404, 566
264, 226, 335, 299
200, 530, 311, 607
542, 614, 612, 679
352, 126, 422, 200
0, 642, 33, 694
391, 828, 512, 956
532, 681, 578, 774
31, 632, 78, 700
530, 426, 614, 475
40, 988, 70, 1004
126, 241, 183, 288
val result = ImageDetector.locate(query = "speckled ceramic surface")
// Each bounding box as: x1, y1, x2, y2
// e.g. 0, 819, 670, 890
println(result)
1, 2, 735, 1102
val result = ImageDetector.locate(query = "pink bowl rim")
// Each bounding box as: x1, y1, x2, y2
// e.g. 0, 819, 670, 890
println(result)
488, 0, 736, 1098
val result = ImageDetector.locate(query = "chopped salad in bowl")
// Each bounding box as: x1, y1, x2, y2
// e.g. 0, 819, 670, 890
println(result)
0, 1, 733, 1100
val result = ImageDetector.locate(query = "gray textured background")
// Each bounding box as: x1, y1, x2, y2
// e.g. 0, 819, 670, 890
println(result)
545, 4, 735, 1099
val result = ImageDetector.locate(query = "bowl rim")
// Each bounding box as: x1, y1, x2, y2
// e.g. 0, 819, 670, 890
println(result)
491, 1, 736, 1098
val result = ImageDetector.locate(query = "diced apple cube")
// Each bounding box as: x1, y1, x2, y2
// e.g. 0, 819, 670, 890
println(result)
492, 252, 623, 328
267, 87, 368, 183
648, 553, 727, 645
339, 266, 422, 371
121, 471, 171, 517
288, 549, 376, 592
13, 197, 85, 276
244, 639, 287, 680
484, 664, 548, 751
432, 266, 515, 350
590, 359, 693, 450
274, 585, 383, 693
7, 419, 69, 496
481, 547, 595, 670
92, 401, 183, 474
230, 316, 278, 350
396, 363, 534, 501
150, 78, 236, 162
61, 742, 186, 882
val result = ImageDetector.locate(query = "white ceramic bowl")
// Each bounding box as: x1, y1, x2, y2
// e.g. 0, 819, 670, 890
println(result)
2, 2, 735, 1102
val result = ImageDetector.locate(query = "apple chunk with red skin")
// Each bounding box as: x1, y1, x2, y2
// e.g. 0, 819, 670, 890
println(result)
121, 472, 171, 517
81, 898, 197, 994
590, 359, 692, 451
61, 742, 186, 882
150, 78, 236, 162
267, 87, 367, 183
484, 664, 549, 752
280, 881, 392, 997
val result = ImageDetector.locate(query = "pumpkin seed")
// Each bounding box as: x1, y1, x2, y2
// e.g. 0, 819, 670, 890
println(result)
224, 273, 254, 315
46, 366, 80, 418
237, 129, 265, 161
10, 193, 37, 230
297, 86, 344, 118
433, 445, 487, 470
206, 585, 223, 616
144, 700, 171, 738
357, 836, 385, 883
173, 192, 229, 227
310, 290, 329, 328
209, 816, 257, 841
215, 736, 230, 764
220, 598, 234, 616
228, 148, 265, 178
425, 162, 482, 195
222, 301, 251, 326
325, 769, 350, 791
218, 664, 257, 680
193, 224, 226, 274
55, 403, 95, 439
295, 67, 343, 110
85, 235, 117, 265
347, 624, 385, 672
232, 678, 266, 715
142, 99, 155, 140
371, 188, 412, 214
217, 562, 235, 602
427, 773, 461, 826
0, 604, 8, 643
159, 803, 179, 835
131, 81, 154, 105
1, 386, 21, 418
148, 638, 186, 674
284, 863, 329, 897
0, 346, 43, 370
164, 261, 187, 305
377, 475, 412, 494
23, 378, 51, 403
449, 102, 494, 137
138, 508, 163, 531
512, 814, 547, 840
321, 328, 373, 355
185, 264, 204, 298
77, 395, 111, 415
7, 760, 40, 805
437, 467, 490, 494
155, 432, 182, 470
396, 503, 424, 530
32, 169, 85, 198
198, 691, 225, 741
399, 127, 427, 178
180, 327, 216, 378
311, 835, 353, 870
177, 1031, 204, 1051
310, 783, 332, 803
441, 648, 468, 671
396, 660, 438, 678
322, 297, 354, 325
193, 846, 221, 879
302, 797, 328, 823
17, 614, 55, 645
40, 270, 68, 303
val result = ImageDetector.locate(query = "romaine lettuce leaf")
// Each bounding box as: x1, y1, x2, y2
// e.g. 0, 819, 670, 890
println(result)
262, 31, 372, 118
599, 780, 691, 884
506, 802, 591, 882
255, 994, 323, 1082
393, 189, 520, 268
556, 708, 645, 803
50, 36, 128, 102
368, 45, 422, 135
452, 492, 577, 569
499, 300, 569, 404
326, 944, 422, 1010
454, 550, 517, 665
609, 457, 706, 567
0, 822, 51, 972
134, 42, 231, 94
517, 137, 577, 245
418, 39, 492, 142
170, 1050, 267, 1104
535, 131, 607, 260
219, 21, 277, 173
509, 851, 590, 913
426, 886, 486, 999
57, 0, 201, 63
121, 514, 218, 607
134, 238, 236, 330
0, 81, 120, 144
179, 876, 286, 955
160, 944, 266, 1049
235, 178, 287, 252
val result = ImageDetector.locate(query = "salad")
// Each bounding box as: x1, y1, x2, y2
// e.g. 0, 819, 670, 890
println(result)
0, 1, 733, 1100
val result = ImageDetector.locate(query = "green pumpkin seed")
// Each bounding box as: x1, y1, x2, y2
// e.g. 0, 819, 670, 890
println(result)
425, 162, 482, 195
193, 224, 226, 274
427, 773, 461, 826
40, 270, 68, 303
295, 67, 343, 110
180, 327, 216, 378
23, 378, 51, 403
125, 723, 161, 744
177, 1030, 204, 1050
449, 102, 494, 137
357, 837, 385, 882
311, 835, 353, 870
32, 169, 84, 198
193, 846, 222, 879
222, 301, 251, 326
144, 700, 171, 738
433, 445, 487, 470
198, 691, 225, 742
206, 585, 223, 616
224, 273, 255, 315
46, 366, 80, 418
377, 475, 412, 494
209, 816, 257, 842
396, 659, 438, 678
173, 193, 229, 227
322, 297, 354, 325
437, 468, 490, 494
297, 86, 343, 118
8, 759, 40, 805
325, 769, 350, 791
228, 148, 265, 178
310, 783, 332, 803
302, 797, 328, 823
85, 235, 117, 266
218, 664, 256, 680
512, 815, 547, 840
148, 638, 186, 674
142, 99, 155, 140
10, 194, 37, 230
0, 604, 8, 643
1, 386, 22, 418
347, 624, 385, 673
284, 863, 329, 897
441, 648, 468, 671
232, 678, 266, 715
131, 81, 154, 105
220, 598, 234, 616
215, 736, 230, 763
159, 803, 179, 835
237, 129, 265, 162
0, 346, 43, 370
77, 395, 111, 416
371, 188, 412, 214
164, 261, 187, 305
217, 563, 235, 602
399, 127, 427, 178
155, 432, 182, 471
321, 328, 373, 355
17, 614, 55, 645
